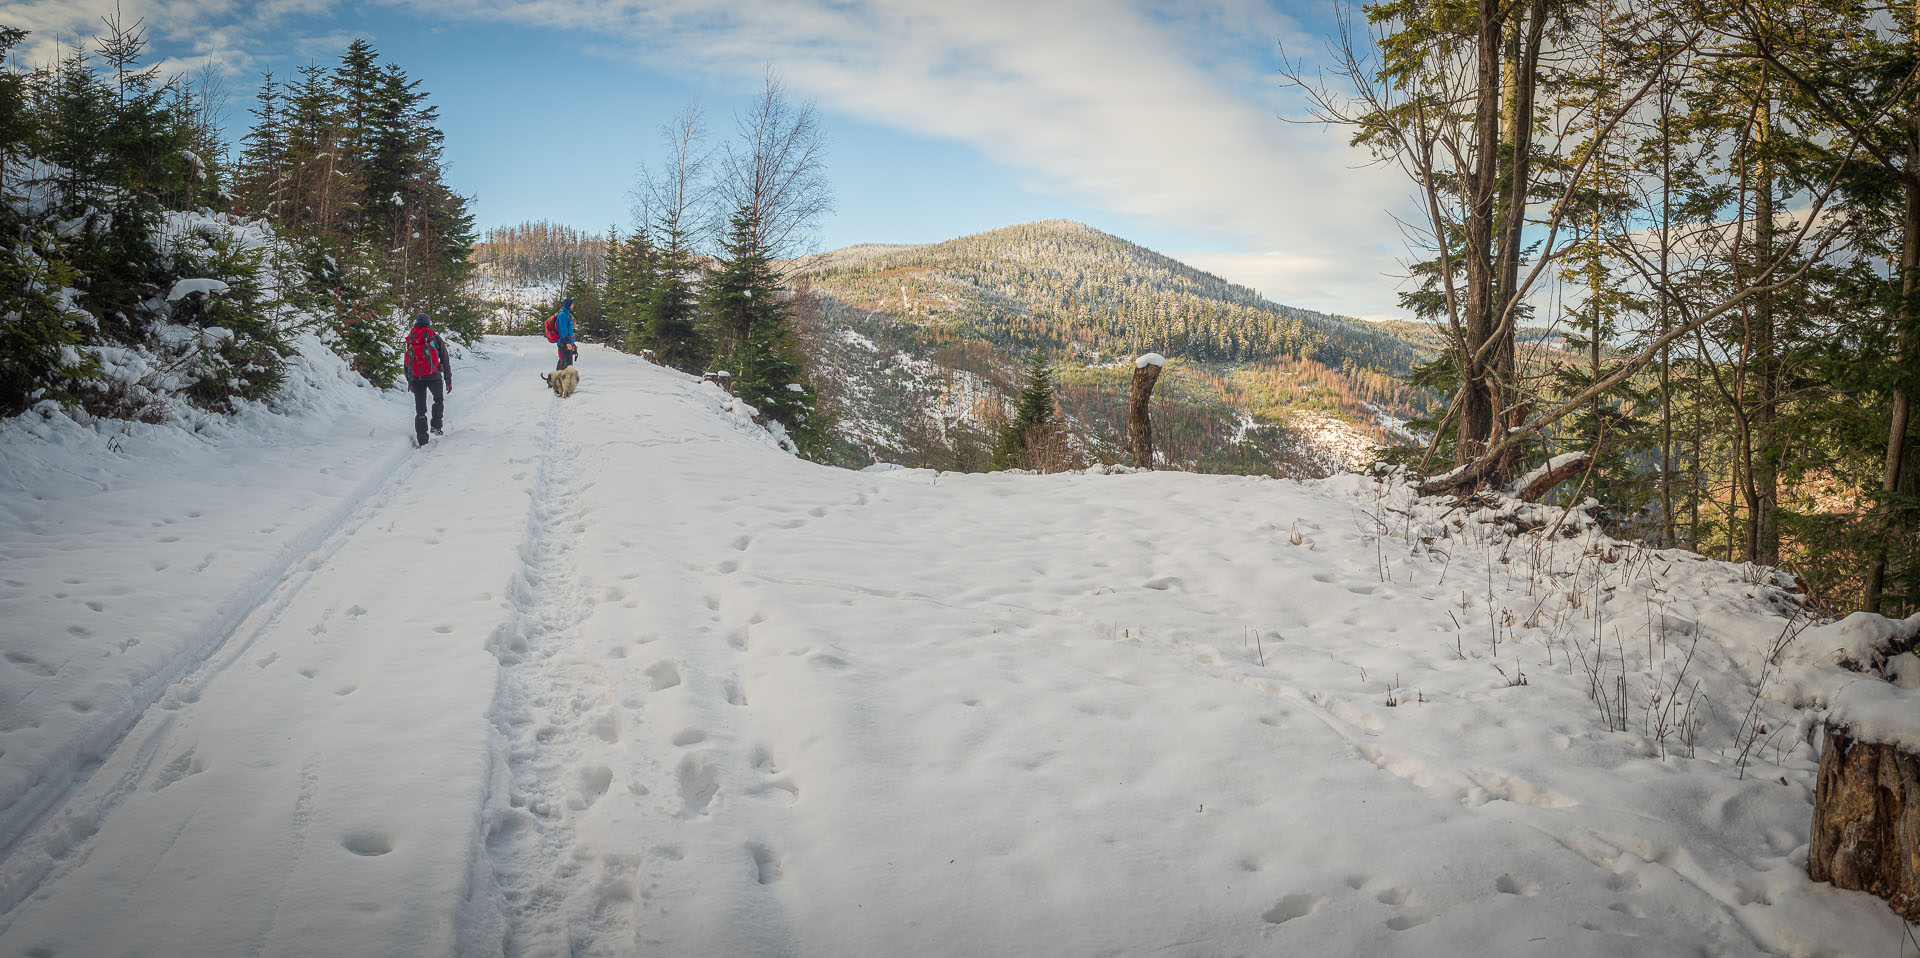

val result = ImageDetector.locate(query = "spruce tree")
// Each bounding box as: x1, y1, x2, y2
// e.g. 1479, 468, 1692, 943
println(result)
601, 228, 657, 348
705, 204, 818, 448
991, 351, 1059, 471
234, 73, 285, 217
638, 243, 704, 371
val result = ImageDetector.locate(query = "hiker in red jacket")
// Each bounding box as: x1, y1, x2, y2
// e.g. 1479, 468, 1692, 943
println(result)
404, 312, 452, 447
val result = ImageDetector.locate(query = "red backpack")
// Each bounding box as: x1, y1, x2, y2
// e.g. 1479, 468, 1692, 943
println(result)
543, 315, 559, 343
406, 326, 441, 378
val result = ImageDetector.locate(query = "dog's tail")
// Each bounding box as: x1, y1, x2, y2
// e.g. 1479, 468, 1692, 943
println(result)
541, 373, 552, 383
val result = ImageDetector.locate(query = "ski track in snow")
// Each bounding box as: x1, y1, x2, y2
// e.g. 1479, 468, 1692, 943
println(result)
0, 337, 1914, 957
0, 349, 520, 922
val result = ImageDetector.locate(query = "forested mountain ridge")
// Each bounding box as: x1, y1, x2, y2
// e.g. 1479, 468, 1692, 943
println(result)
788, 220, 1437, 477
799, 219, 1427, 375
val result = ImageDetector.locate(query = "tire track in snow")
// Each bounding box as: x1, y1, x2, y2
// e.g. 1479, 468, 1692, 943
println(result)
0, 352, 522, 927
480, 398, 635, 956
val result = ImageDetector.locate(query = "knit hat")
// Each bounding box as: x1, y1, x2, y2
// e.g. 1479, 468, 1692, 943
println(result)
413, 313, 431, 327
561, 297, 574, 309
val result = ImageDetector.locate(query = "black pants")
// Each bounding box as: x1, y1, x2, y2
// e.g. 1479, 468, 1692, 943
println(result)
411, 376, 444, 444
556, 344, 576, 371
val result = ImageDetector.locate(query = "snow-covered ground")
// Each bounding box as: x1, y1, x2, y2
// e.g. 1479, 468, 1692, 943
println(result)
1, 338, 1915, 957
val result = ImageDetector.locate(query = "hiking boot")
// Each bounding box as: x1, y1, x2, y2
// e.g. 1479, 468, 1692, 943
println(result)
431, 426, 444, 436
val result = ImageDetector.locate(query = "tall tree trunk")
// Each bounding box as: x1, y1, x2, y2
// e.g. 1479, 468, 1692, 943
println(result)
1458, 0, 1509, 468
1866, 120, 1919, 612
1690, 365, 1703, 548
1659, 68, 1676, 549
1492, 0, 1545, 481
1751, 87, 1781, 566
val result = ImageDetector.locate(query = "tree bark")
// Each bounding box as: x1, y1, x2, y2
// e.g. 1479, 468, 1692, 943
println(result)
1128, 359, 1163, 470
1808, 725, 1920, 921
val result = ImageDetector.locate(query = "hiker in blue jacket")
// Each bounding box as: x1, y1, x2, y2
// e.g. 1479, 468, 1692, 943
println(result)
404, 313, 452, 447
553, 297, 578, 371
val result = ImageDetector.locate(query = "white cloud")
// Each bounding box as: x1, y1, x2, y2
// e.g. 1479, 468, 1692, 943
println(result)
1170, 249, 1404, 322
385, 0, 1416, 319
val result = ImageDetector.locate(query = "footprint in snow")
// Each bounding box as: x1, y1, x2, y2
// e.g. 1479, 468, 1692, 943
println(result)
341, 830, 393, 856
748, 843, 782, 884
647, 661, 682, 691
1375, 886, 1416, 906
1262, 894, 1320, 925
678, 754, 720, 816
5, 652, 57, 677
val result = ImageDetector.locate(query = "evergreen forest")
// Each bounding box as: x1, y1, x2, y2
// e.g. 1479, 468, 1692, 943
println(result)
0, 25, 478, 417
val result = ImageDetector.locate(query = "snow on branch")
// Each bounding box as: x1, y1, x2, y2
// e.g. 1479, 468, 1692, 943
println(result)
166, 278, 229, 302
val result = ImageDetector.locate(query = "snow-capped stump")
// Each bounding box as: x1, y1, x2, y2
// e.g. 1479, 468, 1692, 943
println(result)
1126, 353, 1164, 469
1799, 613, 1920, 920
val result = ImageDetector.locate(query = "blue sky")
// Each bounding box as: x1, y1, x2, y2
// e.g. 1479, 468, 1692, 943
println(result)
8, 0, 1409, 319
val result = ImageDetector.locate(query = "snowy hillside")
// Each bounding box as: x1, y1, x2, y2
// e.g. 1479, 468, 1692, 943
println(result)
1, 339, 1915, 956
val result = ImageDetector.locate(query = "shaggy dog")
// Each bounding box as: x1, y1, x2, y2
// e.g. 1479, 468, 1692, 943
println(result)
542, 367, 579, 398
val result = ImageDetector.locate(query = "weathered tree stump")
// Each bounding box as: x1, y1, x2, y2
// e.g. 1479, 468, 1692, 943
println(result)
1127, 353, 1164, 469
1513, 451, 1594, 502
1808, 724, 1920, 921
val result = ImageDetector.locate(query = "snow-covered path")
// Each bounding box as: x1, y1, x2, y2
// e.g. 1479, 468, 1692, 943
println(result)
0, 338, 1912, 956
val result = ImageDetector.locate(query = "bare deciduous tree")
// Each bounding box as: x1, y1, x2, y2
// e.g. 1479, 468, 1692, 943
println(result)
636, 101, 716, 255
719, 68, 833, 267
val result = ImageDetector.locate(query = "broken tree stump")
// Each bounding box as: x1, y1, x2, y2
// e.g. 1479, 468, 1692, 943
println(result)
1512, 451, 1594, 503
1808, 724, 1920, 921
1127, 353, 1164, 469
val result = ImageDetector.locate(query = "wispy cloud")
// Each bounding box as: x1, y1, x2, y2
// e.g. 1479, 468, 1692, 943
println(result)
3, 0, 337, 77
388, 0, 1413, 317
